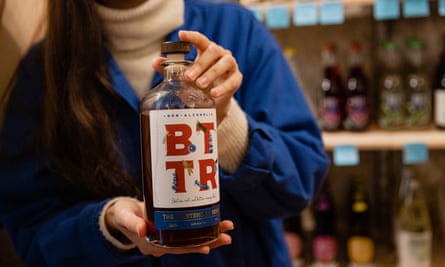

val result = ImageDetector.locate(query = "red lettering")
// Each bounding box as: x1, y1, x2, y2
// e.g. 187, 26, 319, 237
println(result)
165, 160, 193, 193
198, 159, 217, 191
165, 124, 192, 156
196, 122, 215, 154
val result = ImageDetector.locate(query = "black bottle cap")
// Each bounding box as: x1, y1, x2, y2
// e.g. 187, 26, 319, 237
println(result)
161, 41, 190, 54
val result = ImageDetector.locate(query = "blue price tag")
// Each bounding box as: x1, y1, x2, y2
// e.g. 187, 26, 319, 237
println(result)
320, 1, 344, 25
333, 145, 359, 166
403, 143, 428, 164
293, 2, 318, 26
249, 7, 263, 22
374, 0, 400, 20
266, 5, 290, 29
403, 0, 430, 18
440, 0, 445, 16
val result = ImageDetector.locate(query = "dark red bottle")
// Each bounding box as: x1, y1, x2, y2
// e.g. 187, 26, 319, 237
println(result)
140, 41, 220, 247
343, 41, 369, 131
318, 43, 345, 131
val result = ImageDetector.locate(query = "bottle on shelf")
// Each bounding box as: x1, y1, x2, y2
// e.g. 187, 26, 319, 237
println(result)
312, 181, 339, 267
404, 37, 432, 129
395, 168, 432, 267
343, 41, 370, 131
318, 42, 345, 132
433, 33, 445, 129
284, 215, 304, 267
378, 40, 405, 130
346, 176, 375, 267
140, 41, 220, 247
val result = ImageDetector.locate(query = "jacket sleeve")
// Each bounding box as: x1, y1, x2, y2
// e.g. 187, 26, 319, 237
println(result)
0, 47, 147, 267
220, 7, 330, 220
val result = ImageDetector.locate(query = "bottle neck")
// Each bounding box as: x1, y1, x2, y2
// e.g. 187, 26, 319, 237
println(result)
162, 53, 191, 81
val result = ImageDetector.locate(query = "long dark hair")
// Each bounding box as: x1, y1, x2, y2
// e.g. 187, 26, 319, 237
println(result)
44, 0, 140, 199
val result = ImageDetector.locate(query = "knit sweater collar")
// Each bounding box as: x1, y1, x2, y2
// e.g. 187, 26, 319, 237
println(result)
95, 0, 184, 52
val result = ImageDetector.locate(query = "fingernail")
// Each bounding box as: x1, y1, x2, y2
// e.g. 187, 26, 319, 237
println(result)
197, 76, 208, 87
186, 69, 197, 80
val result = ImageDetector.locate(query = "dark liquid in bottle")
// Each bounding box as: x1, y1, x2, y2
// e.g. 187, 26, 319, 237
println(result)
140, 111, 220, 247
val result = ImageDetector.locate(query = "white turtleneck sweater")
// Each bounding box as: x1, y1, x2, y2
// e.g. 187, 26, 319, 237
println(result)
96, 0, 184, 99
96, 0, 249, 250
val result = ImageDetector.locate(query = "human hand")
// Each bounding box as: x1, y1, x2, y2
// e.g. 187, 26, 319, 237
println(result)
152, 30, 243, 123
105, 197, 234, 257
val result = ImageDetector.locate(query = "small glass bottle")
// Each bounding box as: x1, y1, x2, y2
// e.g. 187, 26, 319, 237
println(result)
312, 181, 338, 267
343, 41, 370, 131
404, 38, 432, 129
433, 34, 445, 129
318, 43, 344, 132
140, 41, 220, 247
378, 40, 405, 130
396, 171, 432, 267
346, 176, 375, 267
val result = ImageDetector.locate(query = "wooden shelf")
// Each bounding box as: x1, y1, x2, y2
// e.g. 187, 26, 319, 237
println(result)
242, 0, 375, 7
322, 128, 445, 151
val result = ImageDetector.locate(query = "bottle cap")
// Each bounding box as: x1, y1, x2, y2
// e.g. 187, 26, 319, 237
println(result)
161, 41, 190, 54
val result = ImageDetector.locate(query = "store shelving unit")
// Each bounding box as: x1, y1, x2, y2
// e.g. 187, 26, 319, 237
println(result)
322, 127, 445, 151
242, 0, 445, 152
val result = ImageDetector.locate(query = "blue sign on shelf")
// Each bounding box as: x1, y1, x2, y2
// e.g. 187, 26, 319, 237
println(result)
266, 5, 290, 29
320, 1, 344, 25
293, 2, 318, 26
440, 0, 445, 16
403, 143, 429, 164
374, 0, 400, 20
249, 7, 263, 22
333, 145, 359, 166
403, 0, 430, 18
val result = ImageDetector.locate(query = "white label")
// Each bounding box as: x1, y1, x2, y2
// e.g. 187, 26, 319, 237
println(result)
434, 90, 445, 126
149, 109, 219, 208
396, 230, 432, 267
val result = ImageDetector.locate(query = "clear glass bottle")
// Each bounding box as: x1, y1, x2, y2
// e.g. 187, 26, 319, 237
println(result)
140, 41, 220, 247
378, 40, 405, 130
396, 171, 432, 267
343, 41, 370, 131
404, 37, 432, 129
433, 34, 445, 129
318, 43, 344, 132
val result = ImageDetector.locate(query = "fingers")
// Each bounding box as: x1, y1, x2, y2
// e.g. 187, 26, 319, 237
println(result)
179, 30, 241, 91
151, 57, 167, 73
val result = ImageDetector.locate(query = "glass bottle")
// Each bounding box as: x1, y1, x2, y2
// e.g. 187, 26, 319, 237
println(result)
396, 171, 432, 267
343, 41, 370, 131
140, 41, 220, 247
433, 34, 445, 129
346, 176, 375, 267
318, 43, 344, 132
312, 181, 339, 267
404, 37, 432, 129
378, 40, 404, 130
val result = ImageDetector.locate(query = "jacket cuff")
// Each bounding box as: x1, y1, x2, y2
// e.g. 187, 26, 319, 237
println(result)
217, 98, 249, 174
99, 197, 138, 251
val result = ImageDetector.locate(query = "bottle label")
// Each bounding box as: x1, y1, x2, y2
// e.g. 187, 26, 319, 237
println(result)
149, 109, 219, 209
347, 236, 375, 264
320, 96, 342, 130
344, 95, 369, 129
406, 92, 430, 126
153, 205, 220, 230
379, 91, 404, 128
313, 235, 338, 263
396, 230, 432, 267
434, 89, 445, 126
